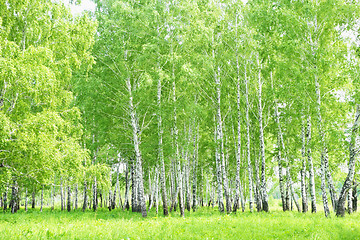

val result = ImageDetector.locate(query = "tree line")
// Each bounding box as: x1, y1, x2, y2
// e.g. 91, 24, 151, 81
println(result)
1, 0, 360, 218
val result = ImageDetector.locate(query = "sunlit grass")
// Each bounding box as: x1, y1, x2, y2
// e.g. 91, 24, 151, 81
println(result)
0, 203, 359, 239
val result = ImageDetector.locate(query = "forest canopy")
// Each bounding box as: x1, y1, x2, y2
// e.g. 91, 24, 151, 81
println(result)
1, 0, 360, 219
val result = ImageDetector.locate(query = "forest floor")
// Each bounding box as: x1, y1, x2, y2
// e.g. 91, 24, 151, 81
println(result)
0, 204, 359, 239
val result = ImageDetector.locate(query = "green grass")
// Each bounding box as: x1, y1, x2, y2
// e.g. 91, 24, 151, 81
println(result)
0, 205, 360, 239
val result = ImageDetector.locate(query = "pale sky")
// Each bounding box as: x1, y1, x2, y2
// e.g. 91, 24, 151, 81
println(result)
60, 0, 96, 16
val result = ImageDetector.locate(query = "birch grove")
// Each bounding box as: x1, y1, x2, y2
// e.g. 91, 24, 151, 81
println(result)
1, 0, 360, 219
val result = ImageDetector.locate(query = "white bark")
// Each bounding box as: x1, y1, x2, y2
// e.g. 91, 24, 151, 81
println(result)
300, 122, 308, 213
306, 116, 317, 213
156, 76, 169, 216
259, 65, 268, 212
172, 80, 184, 217
336, 104, 360, 217
274, 101, 287, 211
245, 63, 254, 212
126, 77, 147, 217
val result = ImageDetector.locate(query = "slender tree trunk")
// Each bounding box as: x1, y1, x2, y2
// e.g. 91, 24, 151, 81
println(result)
314, 80, 330, 217
233, 12, 245, 213
214, 66, 231, 214
75, 183, 78, 210
93, 176, 97, 211
215, 122, 224, 213
325, 150, 337, 212
40, 185, 44, 212
113, 164, 120, 210
274, 103, 286, 211
124, 161, 130, 210
11, 181, 17, 214
255, 151, 262, 212
25, 188, 28, 212
148, 171, 152, 210
289, 172, 300, 212
285, 167, 291, 211
108, 189, 112, 211
126, 77, 147, 218
99, 191, 103, 208
185, 135, 191, 212
67, 185, 71, 212
192, 124, 199, 212
148, 170, 154, 212
3, 188, 7, 211
131, 160, 138, 212
172, 80, 184, 217
301, 122, 308, 213
306, 116, 317, 213
348, 187, 353, 214
352, 183, 357, 212
258, 66, 268, 212
157, 78, 169, 216
221, 123, 231, 213
32, 190, 36, 209
60, 178, 64, 211
82, 180, 87, 212
336, 104, 360, 217
169, 160, 176, 212
155, 167, 159, 214
244, 63, 254, 212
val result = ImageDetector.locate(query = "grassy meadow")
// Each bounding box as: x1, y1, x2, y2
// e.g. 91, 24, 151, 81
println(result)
0, 202, 360, 240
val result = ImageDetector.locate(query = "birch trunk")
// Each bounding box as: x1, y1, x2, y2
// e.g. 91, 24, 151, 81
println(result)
214, 66, 231, 213
127, 77, 147, 217
245, 63, 253, 212
148, 169, 156, 212
156, 76, 169, 216
172, 80, 184, 217
124, 161, 130, 210
192, 124, 198, 212
93, 176, 97, 211
306, 116, 317, 213
113, 164, 120, 210
10, 181, 17, 213
301, 122, 308, 213
82, 180, 87, 212
108, 190, 112, 211
255, 152, 262, 212
148, 171, 152, 210
25, 188, 28, 212
352, 184, 357, 212
274, 103, 286, 211
185, 135, 191, 212
3, 188, 7, 211
215, 121, 224, 212
233, 12, 245, 213
285, 167, 290, 211
325, 150, 338, 212
348, 187, 353, 214
289, 171, 300, 212
75, 183, 78, 210
60, 178, 64, 211
131, 160, 137, 212
67, 185, 71, 212
336, 104, 360, 217
259, 68, 268, 212
32, 190, 36, 209
155, 167, 159, 214
315, 80, 330, 217
40, 185, 44, 212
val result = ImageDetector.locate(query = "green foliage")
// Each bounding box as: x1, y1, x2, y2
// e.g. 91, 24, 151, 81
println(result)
0, 0, 97, 194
